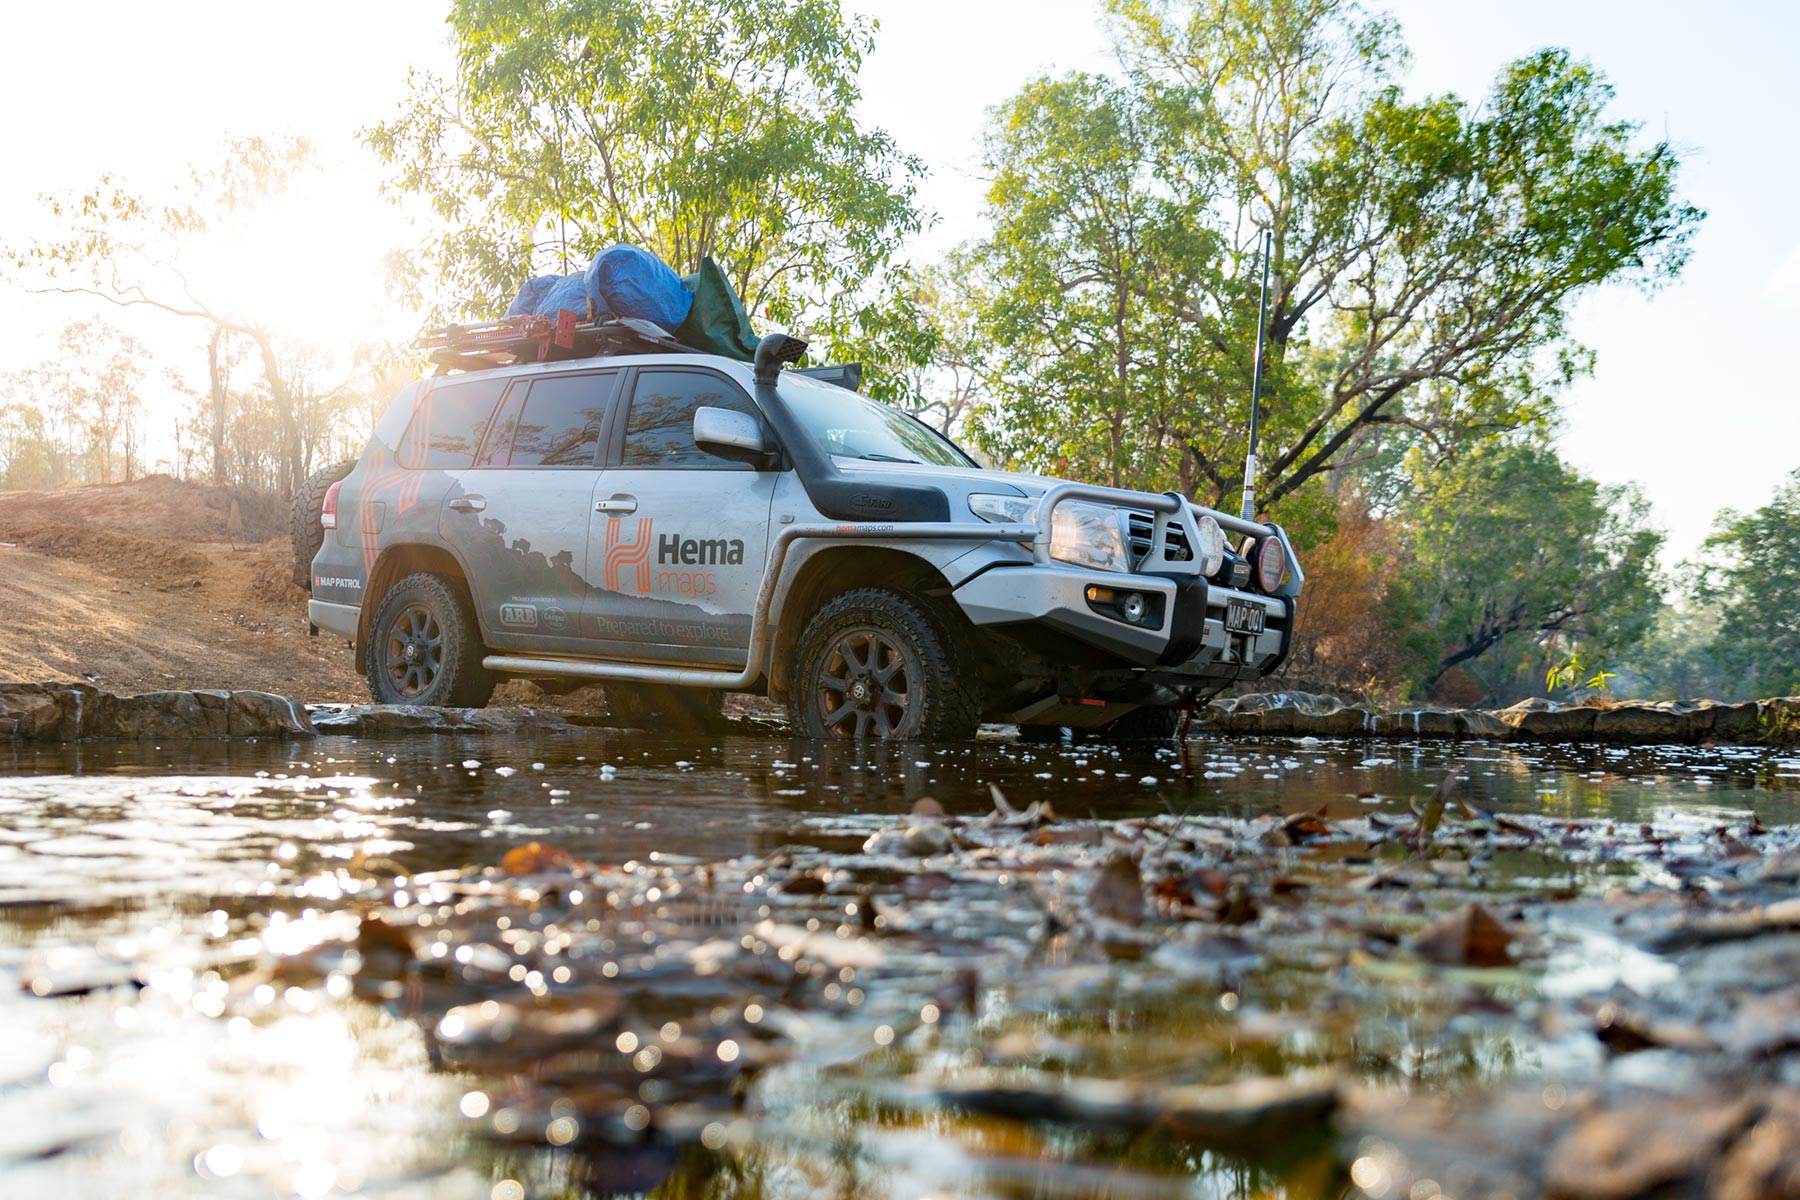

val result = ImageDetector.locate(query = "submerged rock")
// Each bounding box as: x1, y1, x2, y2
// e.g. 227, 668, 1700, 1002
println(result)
0, 682, 313, 741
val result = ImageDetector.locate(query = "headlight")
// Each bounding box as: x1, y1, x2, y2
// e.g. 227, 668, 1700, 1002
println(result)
969, 493, 1130, 573
1049, 500, 1130, 572
967, 493, 1038, 525
1194, 513, 1226, 577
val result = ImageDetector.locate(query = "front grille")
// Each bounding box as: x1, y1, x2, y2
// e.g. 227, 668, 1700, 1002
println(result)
1126, 513, 1155, 567
1125, 511, 1192, 570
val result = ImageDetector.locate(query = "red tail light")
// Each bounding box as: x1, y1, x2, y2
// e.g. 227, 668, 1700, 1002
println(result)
321, 480, 342, 530
1255, 536, 1285, 592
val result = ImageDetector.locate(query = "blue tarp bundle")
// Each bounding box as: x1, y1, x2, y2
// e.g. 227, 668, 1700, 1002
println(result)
503, 275, 561, 318
503, 244, 694, 331
591, 243, 693, 331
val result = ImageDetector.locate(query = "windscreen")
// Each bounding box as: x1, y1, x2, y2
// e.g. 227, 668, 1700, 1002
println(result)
776, 373, 975, 469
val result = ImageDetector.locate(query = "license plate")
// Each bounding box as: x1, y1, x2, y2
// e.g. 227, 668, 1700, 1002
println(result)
1225, 600, 1266, 635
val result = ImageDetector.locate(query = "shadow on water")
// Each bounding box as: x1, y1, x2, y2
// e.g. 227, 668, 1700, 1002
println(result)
1, 727, 1798, 1196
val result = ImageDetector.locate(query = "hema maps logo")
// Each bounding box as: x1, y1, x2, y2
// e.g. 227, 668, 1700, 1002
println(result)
603, 518, 744, 600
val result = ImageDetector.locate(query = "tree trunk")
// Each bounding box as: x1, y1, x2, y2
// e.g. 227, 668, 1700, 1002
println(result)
248, 329, 299, 497
208, 323, 228, 485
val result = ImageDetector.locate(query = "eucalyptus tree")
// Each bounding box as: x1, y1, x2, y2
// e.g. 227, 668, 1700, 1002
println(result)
962, 0, 1702, 519
1702, 470, 1800, 698
1399, 439, 1663, 699
367, 0, 924, 332
6, 137, 322, 492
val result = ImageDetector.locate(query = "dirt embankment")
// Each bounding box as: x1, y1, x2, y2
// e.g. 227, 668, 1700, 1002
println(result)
0, 476, 365, 702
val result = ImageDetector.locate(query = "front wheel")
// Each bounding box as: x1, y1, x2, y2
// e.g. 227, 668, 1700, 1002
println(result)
787, 588, 980, 741
365, 573, 494, 707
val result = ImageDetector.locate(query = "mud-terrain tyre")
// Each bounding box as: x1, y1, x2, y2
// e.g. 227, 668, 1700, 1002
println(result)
365, 572, 494, 707
788, 588, 980, 741
606, 684, 725, 730
1090, 705, 1187, 742
291, 459, 356, 588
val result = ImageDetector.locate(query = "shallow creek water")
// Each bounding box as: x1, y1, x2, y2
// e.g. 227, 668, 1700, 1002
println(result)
2, 729, 1798, 1198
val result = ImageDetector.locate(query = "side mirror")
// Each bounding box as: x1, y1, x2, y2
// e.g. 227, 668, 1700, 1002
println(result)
693, 405, 769, 458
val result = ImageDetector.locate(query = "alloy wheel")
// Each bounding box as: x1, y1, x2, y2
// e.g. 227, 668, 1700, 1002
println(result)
383, 604, 444, 699
814, 626, 912, 738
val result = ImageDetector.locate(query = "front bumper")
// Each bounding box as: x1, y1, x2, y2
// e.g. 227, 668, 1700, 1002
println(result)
952, 563, 1290, 679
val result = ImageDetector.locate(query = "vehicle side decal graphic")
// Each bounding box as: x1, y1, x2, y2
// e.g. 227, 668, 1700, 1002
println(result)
603, 517, 655, 592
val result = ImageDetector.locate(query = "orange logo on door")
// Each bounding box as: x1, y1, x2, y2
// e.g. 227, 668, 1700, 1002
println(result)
603, 517, 653, 591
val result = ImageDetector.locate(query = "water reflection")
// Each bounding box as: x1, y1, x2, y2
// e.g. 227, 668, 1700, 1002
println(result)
1, 730, 1796, 1197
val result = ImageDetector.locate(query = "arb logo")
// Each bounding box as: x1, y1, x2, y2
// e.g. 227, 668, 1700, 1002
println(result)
603, 517, 654, 591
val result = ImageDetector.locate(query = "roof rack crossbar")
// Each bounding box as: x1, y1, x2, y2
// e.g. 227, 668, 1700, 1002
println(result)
416, 313, 702, 373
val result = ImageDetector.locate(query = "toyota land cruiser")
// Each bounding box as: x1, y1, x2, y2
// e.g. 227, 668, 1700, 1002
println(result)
305, 325, 1302, 740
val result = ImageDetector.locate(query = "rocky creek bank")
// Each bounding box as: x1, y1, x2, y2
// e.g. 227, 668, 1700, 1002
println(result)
2, 680, 1796, 745
0, 681, 580, 742
1198, 690, 1800, 745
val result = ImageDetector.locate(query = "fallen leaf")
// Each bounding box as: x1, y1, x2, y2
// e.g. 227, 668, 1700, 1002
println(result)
500, 841, 579, 874
1087, 853, 1145, 926
1408, 903, 1513, 967
1411, 771, 1457, 844
1545, 1094, 1756, 1200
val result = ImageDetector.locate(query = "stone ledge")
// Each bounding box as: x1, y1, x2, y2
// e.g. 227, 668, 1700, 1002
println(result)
304, 704, 579, 737
0, 683, 314, 741
1198, 691, 1797, 745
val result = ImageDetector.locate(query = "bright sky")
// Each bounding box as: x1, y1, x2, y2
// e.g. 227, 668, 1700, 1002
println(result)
1, 0, 1794, 563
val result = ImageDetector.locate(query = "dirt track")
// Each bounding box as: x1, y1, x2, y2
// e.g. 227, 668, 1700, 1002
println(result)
0, 477, 364, 701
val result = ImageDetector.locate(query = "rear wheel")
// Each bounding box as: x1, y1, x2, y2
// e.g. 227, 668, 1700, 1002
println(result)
788, 588, 979, 741
365, 573, 494, 707
290, 459, 356, 588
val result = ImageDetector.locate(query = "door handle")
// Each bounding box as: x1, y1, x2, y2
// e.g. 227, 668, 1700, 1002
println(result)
595, 495, 638, 514
447, 495, 486, 513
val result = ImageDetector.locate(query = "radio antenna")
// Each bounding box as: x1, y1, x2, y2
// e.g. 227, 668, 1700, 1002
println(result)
1239, 229, 1273, 522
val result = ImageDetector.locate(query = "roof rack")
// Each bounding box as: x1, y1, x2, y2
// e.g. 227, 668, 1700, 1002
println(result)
416, 313, 865, 393
417, 313, 699, 373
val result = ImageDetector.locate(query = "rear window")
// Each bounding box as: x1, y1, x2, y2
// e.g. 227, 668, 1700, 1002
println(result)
397, 378, 507, 470
505, 374, 612, 467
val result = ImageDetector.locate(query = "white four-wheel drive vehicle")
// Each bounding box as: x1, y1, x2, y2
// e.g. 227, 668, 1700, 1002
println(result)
303, 324, 1302, 740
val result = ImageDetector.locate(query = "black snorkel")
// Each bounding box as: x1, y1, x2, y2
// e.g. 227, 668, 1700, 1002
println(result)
750, 333, 951, 523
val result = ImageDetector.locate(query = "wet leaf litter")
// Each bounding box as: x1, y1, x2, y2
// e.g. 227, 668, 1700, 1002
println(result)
10, 732, 1800, 1196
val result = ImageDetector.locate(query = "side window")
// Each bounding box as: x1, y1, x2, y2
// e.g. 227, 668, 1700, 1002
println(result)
620, 370, 761, 470
398, 377, 507, 469
505, 373, 613, 468
473, 384, 525, 467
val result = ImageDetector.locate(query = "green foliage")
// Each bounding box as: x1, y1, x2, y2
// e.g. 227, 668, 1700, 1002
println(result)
1545, 649, 1615, 699
366, 0, 923, 327
1702, 470, 1800, 698
961, 72, 1221, 490
1399, 439, 1663, 701
954, 0, 1701, 524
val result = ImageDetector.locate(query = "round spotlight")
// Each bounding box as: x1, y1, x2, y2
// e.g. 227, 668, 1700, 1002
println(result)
1255, 537, 1285, 592
1121, 592, 1149, 624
